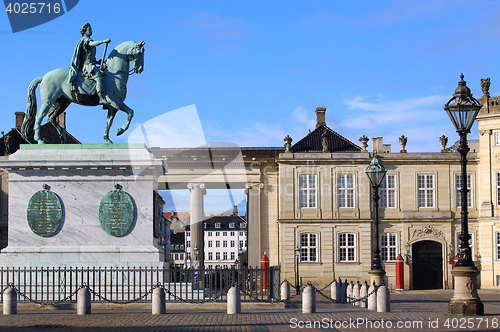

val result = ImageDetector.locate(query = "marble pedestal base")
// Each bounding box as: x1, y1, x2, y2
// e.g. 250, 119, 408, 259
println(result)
0, 144, 167, 269
448, 266, 484, 315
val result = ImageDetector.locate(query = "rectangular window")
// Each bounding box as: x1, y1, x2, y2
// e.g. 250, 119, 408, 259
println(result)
215, 223, 221, 228
223, 252, 228, 260
223, 232, 227, 236
186, 241, 190, 248
456, 174, 473, 208
497, 173, 500, 206
239, 240, 244, 248
417, 174, 434, 208
216, 252, 220, 260
496, 132, 500, 145
240, 222, 247, 229
230, 240, 235, 247
230, 231, 235, 236
231, 252, 235, 260
380, 174, 396, 208
216, 241, 220, 247
338, 174, 355, 208
216, 232, 220, 236
208, 232, 212, 237
223, 241, 228, 247
239, 231, 244, 236
380, 233, 397, 261
299, 174, 317, 208
174, 253, 179, 260
208, 241, 212, 248
229, 223, 235, 228
186, 231, 190, 237
179, 253, 183, 260
497, 232, 500, 260
300, 233, 318, 262
339, 233, 356, 262
208, 252, 213, 260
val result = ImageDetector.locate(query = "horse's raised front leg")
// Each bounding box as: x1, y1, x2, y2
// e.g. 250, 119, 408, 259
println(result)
34, 102, 52, 144
104, 106, 118, 144
106, 98, 134, 137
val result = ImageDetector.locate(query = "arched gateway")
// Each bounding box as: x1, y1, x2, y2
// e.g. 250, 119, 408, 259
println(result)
412, 240, 443, 289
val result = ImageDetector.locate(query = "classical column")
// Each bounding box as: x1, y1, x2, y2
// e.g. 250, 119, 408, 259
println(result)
188, 183, 206, 268
246, 183, 264, 267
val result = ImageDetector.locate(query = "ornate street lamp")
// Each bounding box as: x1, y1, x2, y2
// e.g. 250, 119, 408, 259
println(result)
445, 74, 484, 315
365, 154, 387, 285
294, 244, 300, 294
193, 244, 199, 268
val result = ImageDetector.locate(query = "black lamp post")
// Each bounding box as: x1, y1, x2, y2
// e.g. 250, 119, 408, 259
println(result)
445, 74, 483, 315
365, 154, 387, 284
294, 244, 300, 294
193, 244, 199, 268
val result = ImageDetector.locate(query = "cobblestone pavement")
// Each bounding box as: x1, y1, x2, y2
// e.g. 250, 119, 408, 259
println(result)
0, 290, 499, 331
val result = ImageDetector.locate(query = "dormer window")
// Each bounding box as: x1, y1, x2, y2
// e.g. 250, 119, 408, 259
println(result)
229, 222, 235, 228
240, 222, 247, 229
215, 222, 221, 228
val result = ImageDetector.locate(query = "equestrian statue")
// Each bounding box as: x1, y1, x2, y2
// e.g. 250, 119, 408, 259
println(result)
21, 23, 145, 144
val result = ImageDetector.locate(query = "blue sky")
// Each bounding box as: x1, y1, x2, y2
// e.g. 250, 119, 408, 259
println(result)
2, 0, 499, 213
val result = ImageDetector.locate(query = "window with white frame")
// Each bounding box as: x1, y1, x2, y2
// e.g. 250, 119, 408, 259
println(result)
239, 231, 244, 236
496, 231, 500, 260
186, 241, 190, 248
223, 232, 227, 236
230, 240, 235, 247
231, 252, 235, 260
300, 233, 318, 262
338, 174, 355, 208
216, 231, 220, 236
229, 223, 235, 228
223, 241, 227, 247
215, 223, 221, 228
216, 252, 220, 260
230, 231, 235, 236
239, 240, 244, 248
497, 173, 500, 206
380, 175, 396, 208
380, 233, 397, 261
208, 252, 213, 260
456, 174, 473, 208
299, 174, 317, 208
186, 231, 190, 237
208, 240, 212, 247
339, 233, 356, 262
455, 232, 475, 258
216, 241, 220, 247
208, 232, 212, 237
223, 252, 228, 260
417, 174, 435, 208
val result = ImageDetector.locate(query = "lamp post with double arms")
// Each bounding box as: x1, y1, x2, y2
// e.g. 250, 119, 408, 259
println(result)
445, 74, 484, 315
365, 155, 387, 285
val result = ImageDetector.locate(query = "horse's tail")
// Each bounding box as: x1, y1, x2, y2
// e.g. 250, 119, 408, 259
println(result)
22, 76, 44, 141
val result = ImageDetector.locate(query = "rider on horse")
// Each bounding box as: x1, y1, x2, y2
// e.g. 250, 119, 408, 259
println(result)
68, 22, 110, 105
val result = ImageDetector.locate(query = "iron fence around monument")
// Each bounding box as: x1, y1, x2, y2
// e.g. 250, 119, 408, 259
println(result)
0, 266, 280, 304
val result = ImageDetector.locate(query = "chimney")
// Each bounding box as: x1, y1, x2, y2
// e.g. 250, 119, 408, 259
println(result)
233, 205, 238, 215
57, 111, 66, 130
315, 107, 326, 128
15, 112, 25, 130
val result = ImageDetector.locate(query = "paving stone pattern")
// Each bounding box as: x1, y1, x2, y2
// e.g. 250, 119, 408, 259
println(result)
0, 290, 499, 331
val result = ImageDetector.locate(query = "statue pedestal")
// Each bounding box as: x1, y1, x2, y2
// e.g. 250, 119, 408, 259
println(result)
0, 144, 168, 268
448, 266, 484, 315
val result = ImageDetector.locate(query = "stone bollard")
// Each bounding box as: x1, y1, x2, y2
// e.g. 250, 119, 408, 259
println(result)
330, 280, 337, 302
346, 281, 353, 303
359, 281, 368, 308
340, 279, 347, 303
227, 286, 241, 314
302, 285, 316, 313
353, 281, 361, 306
281, 282, 290, 307
335, 279, 342, 302
152, 287, 166, 315
367, 282, 377, 311
377, 285, 390, 312
3, 287, 17, 315
77, 287, 91, 315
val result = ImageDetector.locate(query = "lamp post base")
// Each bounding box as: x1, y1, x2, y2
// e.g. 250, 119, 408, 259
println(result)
369, 268, 386, 286
448, 266, 484, 315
